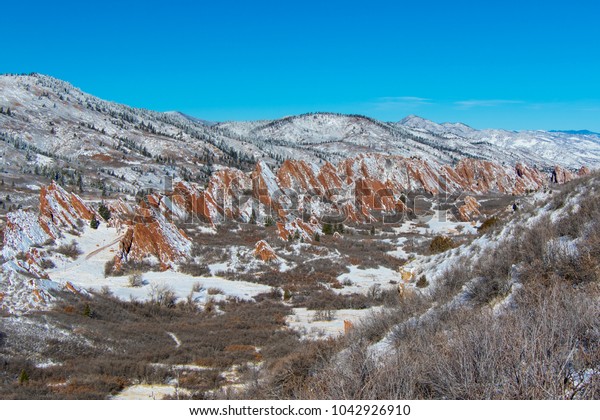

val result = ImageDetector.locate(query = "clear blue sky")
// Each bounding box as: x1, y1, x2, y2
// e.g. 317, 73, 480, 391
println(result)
2, 0, 600, 130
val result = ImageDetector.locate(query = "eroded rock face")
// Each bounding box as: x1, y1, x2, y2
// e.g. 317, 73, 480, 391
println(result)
39, 181, 99, 235
254, 240, 278, 262
551, 166, 575, 184
458, 196, 482, 222
139, 154, 581, 237
578, 166, 591, 177
117, 204, 192, 270
1, 182, 100, 313
136, 154, 583, 242
276, 217, 321, 241
153, 169, 254, 226
3, 210, 53, 259
3, 182, 99, 260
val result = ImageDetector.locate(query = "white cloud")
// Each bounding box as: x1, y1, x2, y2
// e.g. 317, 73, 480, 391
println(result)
454, 99, 524, 109
371, 96, 432, 111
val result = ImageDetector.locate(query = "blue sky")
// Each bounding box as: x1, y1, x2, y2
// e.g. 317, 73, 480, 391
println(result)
2, 0, 600, 130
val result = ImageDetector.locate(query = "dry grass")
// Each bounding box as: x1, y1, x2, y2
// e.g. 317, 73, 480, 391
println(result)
0, 291, 299, 399
245, 173, 600, 400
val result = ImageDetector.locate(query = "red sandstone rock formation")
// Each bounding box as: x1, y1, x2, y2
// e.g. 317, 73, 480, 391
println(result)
39, 181, 99, 236
254, 240, 278, 262
117, 204, 192, 270
458, 196, 482, 222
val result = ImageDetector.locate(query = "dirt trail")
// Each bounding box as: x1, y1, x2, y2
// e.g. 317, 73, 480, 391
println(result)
85, 236, 123, 260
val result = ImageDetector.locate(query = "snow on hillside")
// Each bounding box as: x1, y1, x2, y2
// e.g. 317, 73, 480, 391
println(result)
397, 115, 600, 170
1, 73, 598, 208
46, 225, 271, 305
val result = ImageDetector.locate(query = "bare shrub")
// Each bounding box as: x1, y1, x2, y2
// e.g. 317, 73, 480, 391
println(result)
179, 262, 210, 277
207, 287, 224, 296
430, 257, 472, 303
429, 235, 455, 254
104, 259, 159, 277
128, 272, 144, 288
149, 284, 177, 308
56, 240, 82, 259
312, 309, 336, 322
287, 282, 600, 400
465, 276, 511, 306
39, 259, 56, 270
478, 216, 500, 233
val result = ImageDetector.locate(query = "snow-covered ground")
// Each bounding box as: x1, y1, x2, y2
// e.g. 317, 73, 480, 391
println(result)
287, 307, 383, 340
112, 384, 188, 400
337, 265, 400, 294
395, 210, 478, 235
47, 225, 270, 304
381, 237, 410, 259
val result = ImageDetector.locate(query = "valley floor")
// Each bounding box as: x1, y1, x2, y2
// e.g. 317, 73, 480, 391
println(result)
1, 178, 598, 399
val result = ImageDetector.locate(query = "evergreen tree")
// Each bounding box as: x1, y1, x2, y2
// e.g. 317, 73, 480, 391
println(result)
322, 223, 333, 235
90, 217, 100, 229
98, 203, 111, 221
18, 369, 29, 385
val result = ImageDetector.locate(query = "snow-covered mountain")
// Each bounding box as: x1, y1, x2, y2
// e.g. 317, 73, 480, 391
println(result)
396, 115, 600, 169
1, 73, 598, 189
220, 112, 600, 169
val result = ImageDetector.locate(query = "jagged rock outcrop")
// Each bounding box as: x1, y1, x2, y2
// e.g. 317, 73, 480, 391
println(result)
276, 217, 321, 241
551, 166, 575, 184
578, 166, 591, 176
3, 182, 99, 259
117, 203, 192, 270
2, 210, 53, 259
253, 161, 283, 209
254, 240, 278, 262
140, 154, 583, 236
457, 196, 482, 221
147, 168, 254, 226
39, 181, 99, 235
1, 182, 100, 313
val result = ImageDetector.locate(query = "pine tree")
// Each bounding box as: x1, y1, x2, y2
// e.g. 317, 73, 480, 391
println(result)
322, 223, 333, 235
98, 203, 111, 221
90, 217, 100, 229
18, 369, 29, 385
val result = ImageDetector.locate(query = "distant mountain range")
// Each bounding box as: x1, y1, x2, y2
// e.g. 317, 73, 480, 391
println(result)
0, 73, 598, 201
549, 129, 600, 136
